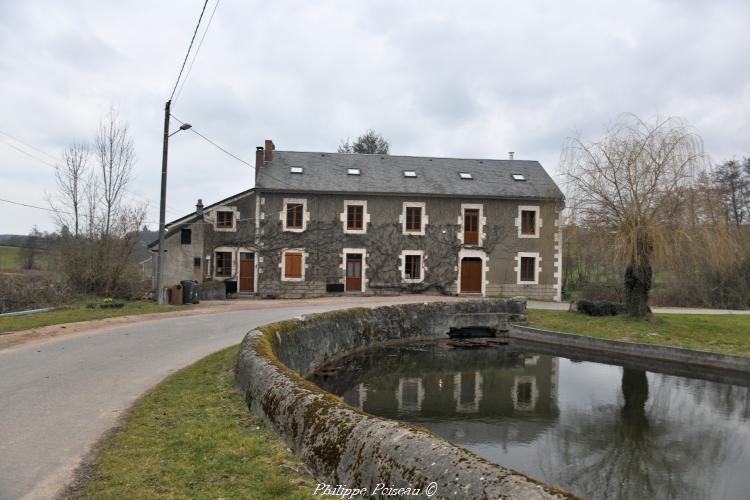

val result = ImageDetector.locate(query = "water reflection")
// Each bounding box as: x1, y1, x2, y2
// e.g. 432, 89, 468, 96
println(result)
309, 342, 750, 500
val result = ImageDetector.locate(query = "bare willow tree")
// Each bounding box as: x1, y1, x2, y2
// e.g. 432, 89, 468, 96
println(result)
561, 114, 708, 317
337, 129, 390, 154
94, 107, 135, 238
47, 142, 90, 237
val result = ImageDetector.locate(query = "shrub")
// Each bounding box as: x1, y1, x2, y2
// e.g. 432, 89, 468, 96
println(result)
0, 273, 71, 313
571, 299, 625, 316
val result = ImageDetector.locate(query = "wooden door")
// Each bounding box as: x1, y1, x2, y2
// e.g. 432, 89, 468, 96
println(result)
464, 209, 479, 245
346, 254, 362, 292
460, 257, 482, 293
239, 252, 254, 292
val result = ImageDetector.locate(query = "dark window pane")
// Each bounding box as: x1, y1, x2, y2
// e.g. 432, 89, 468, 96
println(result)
405, 254, 421, 279
406, 206, 422, 231
521, 210, 536, 235
521, 256, 535, 281
216, 211, 233, 228
180, 228, 191, 244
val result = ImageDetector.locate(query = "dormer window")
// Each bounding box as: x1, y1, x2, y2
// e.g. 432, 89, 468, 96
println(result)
403, 170, 417, 178
512, 173, 526, 181
290, 166, 304, 174
459, 172, 473, 180
347, 168, 360, 175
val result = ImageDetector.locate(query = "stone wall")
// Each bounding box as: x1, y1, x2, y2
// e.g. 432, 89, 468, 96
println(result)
235, 299, 574, 499
255, 192, 562, 300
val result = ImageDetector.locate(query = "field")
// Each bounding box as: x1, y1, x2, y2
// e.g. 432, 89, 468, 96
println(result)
0, 245, 47, 271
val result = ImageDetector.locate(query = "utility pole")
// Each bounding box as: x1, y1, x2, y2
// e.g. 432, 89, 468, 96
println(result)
156, 100, 171, 305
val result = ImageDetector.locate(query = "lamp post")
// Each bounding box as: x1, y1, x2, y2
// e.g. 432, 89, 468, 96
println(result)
155, 99, 192, 305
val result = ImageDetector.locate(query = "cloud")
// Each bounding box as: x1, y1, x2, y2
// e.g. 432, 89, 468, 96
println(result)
1, 0, 749, 234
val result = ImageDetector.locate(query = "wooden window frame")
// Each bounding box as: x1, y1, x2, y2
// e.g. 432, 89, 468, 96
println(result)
400, 250, 425, 283
517, 252, 540, 284
282, 198, 307, 232
347, 205, 363, 230
213, 206, 238, 232
517, 205, 540, 238
180, 228, 192, 245
214, 251, 233, 277
216, 211, 234, 229
404, 254, 421, 280
402, 202, 427, 235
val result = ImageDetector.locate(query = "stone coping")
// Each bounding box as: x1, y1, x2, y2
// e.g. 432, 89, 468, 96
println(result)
511, 325, 750, 373
236, 300, 575, 499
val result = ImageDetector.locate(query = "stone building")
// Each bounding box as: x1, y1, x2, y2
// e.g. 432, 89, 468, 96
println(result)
149, 139, 564, 300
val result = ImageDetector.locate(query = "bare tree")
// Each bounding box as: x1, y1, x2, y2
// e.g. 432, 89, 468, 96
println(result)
46, 107, 148, 298
337, 129, 390, 154
20, 226, 42, 270
47, 142, 89, 237
94, 107, 135, 238
561, 114, 708, 317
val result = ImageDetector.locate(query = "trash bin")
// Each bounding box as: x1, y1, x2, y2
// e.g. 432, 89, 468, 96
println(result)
180, 280, 200, 304
169, 284, 183, 305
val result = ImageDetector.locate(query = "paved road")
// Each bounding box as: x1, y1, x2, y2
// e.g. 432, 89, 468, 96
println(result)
0, 296, 449, 500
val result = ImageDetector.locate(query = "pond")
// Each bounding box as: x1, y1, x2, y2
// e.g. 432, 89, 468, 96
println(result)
309, 340, 750, 500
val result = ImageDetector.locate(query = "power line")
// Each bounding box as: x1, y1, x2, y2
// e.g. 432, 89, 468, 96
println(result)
1, 140, 57, 169
0, 197, 60, 213
169, 0, 209, 102
0, 130, 60, 162
170, 115, 254, 169
173, 0, 220, 105
0, 197, 159, 226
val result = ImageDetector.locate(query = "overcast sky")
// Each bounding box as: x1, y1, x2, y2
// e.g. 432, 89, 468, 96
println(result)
1, 0, 749, 234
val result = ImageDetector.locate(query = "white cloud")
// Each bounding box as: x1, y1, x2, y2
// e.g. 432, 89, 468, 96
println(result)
1, 0, 749, 234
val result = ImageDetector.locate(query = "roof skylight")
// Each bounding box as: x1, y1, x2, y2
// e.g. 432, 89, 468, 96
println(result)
347, 168, 361, 175
511, 173, 526, 181
403, 170, 417, 178
459, 172, 473, 180
290, 166, 304, 174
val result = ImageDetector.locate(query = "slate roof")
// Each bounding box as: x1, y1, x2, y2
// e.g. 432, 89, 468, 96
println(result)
255, 151, 564, 200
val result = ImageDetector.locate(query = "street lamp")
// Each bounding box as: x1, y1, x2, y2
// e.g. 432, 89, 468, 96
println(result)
155, 100, 192, 305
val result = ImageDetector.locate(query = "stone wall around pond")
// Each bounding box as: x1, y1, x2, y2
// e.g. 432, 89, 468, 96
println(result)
235, 299, 574, 500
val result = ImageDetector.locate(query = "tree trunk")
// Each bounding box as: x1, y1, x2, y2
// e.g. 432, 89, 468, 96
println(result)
624, 261, 652, 318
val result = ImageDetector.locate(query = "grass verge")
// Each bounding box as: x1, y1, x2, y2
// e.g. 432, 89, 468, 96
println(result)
65, 345, 314, 499
0, 301, 171, 334
526, 309, 750, 357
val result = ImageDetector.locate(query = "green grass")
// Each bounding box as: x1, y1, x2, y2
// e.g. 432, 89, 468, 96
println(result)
0, 301, 171, 334
526, 310, 750, 357
69, 346, 314, 499
0, 245, 47, 270
0, 245, 23, 269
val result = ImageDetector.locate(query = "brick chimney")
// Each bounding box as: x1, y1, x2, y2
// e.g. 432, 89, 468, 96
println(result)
264, 139, 275, 161
255, 146, 264, 180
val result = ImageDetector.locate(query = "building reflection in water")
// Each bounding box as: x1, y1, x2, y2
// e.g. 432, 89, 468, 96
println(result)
313, 342, 750, 500
335, 347, 561, 449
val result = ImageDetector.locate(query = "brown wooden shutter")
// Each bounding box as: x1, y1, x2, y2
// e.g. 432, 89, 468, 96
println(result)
285, 252, 302, 278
